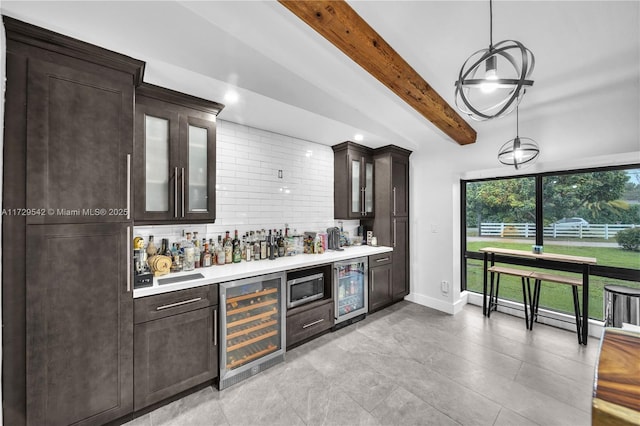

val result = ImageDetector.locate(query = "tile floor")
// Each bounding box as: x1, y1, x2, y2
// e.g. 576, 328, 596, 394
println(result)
125, 301, 599, 426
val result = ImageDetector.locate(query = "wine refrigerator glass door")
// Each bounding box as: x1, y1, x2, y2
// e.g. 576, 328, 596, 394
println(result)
219, 272, 286, 389
334, 257, 368, 323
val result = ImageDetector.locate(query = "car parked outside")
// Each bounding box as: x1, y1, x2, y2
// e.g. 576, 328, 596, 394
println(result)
552, 217, 590, 229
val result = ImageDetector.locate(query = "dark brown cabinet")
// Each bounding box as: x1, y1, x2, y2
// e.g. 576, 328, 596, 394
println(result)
134, 83, 223, 224
134, 286, 218, 410
332, 141, 375, 219
2, 17, 144, 426
286, 299, 334, 349
25, 58, 134, 225
26, 223, 134, 426
369, 253, 393, 312
372, 146, 412, 301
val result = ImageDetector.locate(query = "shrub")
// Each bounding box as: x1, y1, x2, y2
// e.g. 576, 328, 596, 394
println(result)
616, 227, 640, 251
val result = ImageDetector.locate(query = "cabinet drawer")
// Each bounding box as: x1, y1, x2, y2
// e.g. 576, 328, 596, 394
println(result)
369, 252, 393, 266
286, 300, 334, 348
135, 285, 217, 324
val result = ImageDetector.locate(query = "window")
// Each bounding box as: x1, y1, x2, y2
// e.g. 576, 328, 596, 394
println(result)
462, 165, 640, 320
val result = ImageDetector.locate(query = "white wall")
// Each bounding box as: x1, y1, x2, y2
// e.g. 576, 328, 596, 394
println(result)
135, 119, 360, 244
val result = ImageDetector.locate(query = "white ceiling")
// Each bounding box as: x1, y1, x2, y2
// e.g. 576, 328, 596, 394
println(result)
2, 1, 639, 166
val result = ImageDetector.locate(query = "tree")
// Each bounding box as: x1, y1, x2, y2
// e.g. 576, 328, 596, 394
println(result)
543, 171, 629, 223
466, 170, 633, 226
466, 178, 535, 226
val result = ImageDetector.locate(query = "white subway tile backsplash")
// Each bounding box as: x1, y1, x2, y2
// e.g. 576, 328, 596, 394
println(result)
135, 120, 346, 244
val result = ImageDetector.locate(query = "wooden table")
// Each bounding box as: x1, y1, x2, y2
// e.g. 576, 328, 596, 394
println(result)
593, 327, 640, 425
479, 247, 597, 345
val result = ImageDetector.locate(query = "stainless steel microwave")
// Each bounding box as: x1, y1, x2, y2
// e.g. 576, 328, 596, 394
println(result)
287, 272, 324, 308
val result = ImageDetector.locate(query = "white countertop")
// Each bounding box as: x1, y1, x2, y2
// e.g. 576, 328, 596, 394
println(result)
133, 245, 393, 298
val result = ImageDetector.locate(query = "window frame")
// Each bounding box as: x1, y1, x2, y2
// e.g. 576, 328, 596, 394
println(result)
461, 163, 640, 294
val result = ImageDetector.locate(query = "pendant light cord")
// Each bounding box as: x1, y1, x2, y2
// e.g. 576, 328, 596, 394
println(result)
516, 106, 519, 137
489, 0, 493, 49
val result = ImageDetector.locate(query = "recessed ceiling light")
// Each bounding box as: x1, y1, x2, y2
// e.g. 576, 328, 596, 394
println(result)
354, 134, 364, 142
224, 90, 239, 103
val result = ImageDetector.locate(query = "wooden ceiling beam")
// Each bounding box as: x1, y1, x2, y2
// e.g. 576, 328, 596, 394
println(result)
279, 0, 476, 146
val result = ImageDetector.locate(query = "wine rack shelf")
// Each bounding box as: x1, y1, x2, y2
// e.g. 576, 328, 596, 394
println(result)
226, 298, 277, 316
227, 329, 278, 352
226, 287, 277, 304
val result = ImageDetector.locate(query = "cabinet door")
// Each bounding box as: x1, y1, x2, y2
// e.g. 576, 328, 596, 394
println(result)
392, 216, 410, 300
134, 100, 180, 222
349, 154, 363, 217
26, 58, 133, 224
26, 223, 133, 426
369, 263, 393, 312
364, 157, 375, 216
134, 306, 218, 410
392, 156, 409, 217
179, 115, 217, 221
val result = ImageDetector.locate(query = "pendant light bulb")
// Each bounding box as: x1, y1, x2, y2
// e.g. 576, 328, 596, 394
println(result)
480, 56, 499, 93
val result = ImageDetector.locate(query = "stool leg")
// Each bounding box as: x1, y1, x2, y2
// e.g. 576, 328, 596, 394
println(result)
488, 273, 499, 318
521, 277, 529, 329
494, 274, 501, 311
531, 279, 541, 329
572, 286, 583, 344
525, 277, 534, 330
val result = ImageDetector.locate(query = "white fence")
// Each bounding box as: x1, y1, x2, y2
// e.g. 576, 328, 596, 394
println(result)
479, 223, 638, 239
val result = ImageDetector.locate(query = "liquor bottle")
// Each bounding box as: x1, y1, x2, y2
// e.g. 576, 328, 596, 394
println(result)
232, 230, 239, 252
193, 234, 201, 268
253, 231, 261, 261
268, 230, 276, 260
217, 235, 226, 266
159, 238, 167, 257
201, 242, 210, 267
183, 232, 195, 271
277, 229, 285, 257
224, 234, 233, 264
164, 240, 172, 257
200, 238, 207, 266
232, 235, 242, 263
260, 229, 267, 260
245, 235, 253, 262
146, 235, 157, 257
241, 235, 247, 261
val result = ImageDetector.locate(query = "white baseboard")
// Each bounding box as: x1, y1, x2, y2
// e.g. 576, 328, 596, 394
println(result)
405, 292, 463, 315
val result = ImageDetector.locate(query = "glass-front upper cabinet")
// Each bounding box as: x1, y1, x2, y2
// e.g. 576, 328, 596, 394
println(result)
333, 141, 375, 219
134, 83, 223, 224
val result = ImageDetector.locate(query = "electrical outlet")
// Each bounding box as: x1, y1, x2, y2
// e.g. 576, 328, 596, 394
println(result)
441, 280, 449, 293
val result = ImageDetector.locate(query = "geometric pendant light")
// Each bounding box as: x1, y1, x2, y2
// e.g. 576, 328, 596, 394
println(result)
497, 106, 539, 169
455, 0, 535, 121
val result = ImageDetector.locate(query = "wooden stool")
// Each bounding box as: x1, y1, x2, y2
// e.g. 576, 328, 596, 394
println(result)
530, 272, 584, 343
487, 266, 534, 328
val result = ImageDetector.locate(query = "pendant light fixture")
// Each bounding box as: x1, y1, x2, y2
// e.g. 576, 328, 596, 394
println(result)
497, 106, 539, 169
455, 0, 535, 121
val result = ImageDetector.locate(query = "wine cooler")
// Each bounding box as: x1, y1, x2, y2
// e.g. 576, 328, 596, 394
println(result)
219, 272, 286, 389
334, 257, 368, 325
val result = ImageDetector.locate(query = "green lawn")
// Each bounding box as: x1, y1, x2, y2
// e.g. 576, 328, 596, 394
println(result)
465, 241, 640, 320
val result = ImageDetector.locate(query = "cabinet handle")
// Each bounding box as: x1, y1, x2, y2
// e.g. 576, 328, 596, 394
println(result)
393, 187, 397, 216
371, 273, 375, 292
126, 154, 131, 220
181, 167, 185, 217
174, 167, 178, 218
156, 297, 202, 311
393, 219, 397, 248
302, 318, 324, 329
361, 187, 366, 215
126, 226, 131, 292
376, 257, 390, 263
213, 308, 217, 346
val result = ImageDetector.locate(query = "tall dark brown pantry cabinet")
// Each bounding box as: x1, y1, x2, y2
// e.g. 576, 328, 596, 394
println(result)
372, 146, 412, 301
134, 83, 222, 224
2, 17, 144, 426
